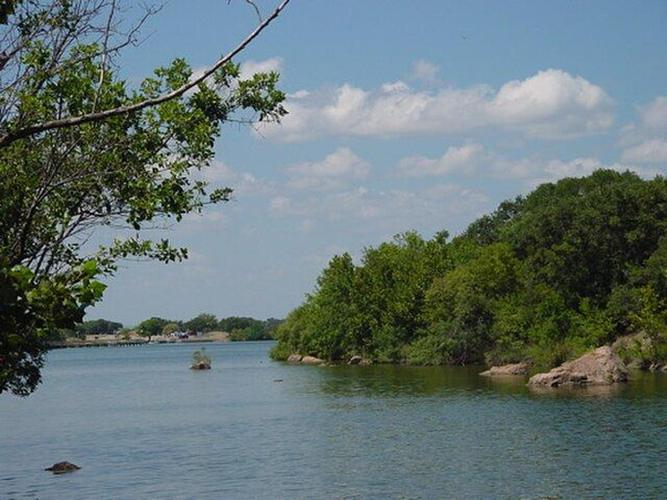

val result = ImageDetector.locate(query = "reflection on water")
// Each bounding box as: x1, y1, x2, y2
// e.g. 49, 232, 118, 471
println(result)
1, 341, 667, 499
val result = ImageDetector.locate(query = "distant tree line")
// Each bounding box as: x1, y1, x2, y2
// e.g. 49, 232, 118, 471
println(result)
271, 170, 667, 371
53, 314, 282, 342
135, 313, 282, 341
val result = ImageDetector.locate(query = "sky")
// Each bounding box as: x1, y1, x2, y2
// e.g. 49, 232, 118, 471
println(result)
90, 0, 667, 325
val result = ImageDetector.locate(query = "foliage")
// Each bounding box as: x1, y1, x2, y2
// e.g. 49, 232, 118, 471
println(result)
184, 313, 218, 334
227, 317, 282, 341
0, 1, 286, 395
75, 318, 123, 336
273, 171, 667, 369
273, 232, 453, 362
137, 317, 170, 340
161, 322, 181, 336
0, 259, 105, 395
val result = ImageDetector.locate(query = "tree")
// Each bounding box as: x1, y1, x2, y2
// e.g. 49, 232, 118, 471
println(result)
137, 317, 169, 342
0, 0, 290, 395
184, 313, 218, 334
75, 318, 123, 336
161, 322, 181, 336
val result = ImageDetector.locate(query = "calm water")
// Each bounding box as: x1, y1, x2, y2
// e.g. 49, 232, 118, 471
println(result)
2, 341, 667, 499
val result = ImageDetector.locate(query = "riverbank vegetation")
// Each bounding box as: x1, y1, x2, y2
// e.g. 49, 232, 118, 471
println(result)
271, 170, 667, 371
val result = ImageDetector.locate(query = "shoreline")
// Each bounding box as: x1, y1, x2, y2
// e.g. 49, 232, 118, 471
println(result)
47, 338, 224, 350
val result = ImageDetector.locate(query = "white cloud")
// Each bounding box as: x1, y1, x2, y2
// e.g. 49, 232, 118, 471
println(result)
621, 139, 667, 164
285, 147, 371, 190
261, 69, 613, 141
411, 60, 440, 84
239, 57, 283, 79
394, 143, 653, 183
201, 159, 237, 183
199, 160, 277, 197
639, 96, 667, 130
396, 144, 484, 177
266, 183, 490, 236
620, 97, 667, 163
492, 156, 657, 188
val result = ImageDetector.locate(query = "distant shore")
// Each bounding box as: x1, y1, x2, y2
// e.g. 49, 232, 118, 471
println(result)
48, 331, 231, 349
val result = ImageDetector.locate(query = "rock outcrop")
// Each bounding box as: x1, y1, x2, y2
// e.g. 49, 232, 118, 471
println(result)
528, 346, 628, 388
480, 362, 529, 377
45, 462, 80, 474
287, 354, 303, 363
301, 355, 325, 365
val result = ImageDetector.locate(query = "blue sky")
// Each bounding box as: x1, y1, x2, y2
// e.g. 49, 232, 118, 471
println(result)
91, 0, 667, 325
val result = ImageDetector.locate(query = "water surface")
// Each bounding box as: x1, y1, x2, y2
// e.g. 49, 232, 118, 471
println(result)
2, 341, 667, 499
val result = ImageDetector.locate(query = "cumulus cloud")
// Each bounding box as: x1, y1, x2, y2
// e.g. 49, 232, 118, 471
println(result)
411, 59, 441, 84
621, 139, 667, 164
397, 145, 656, 185
396, 144, 484, 177
239, 57, 283, 79
200, 160, 276, 196
620, 97, 667, 164
285, 147, 371, 190
639, 96, 667, 130
260, 69, 613, 141
266, 183, 489, 234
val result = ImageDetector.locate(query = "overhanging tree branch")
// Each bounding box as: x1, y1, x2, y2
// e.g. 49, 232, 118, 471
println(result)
0, 0, 290, 148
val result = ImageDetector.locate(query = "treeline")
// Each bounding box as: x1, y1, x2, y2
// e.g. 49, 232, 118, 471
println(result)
135, 313, 282, 341
54, 314, 282, 342
271, 170, 667, 370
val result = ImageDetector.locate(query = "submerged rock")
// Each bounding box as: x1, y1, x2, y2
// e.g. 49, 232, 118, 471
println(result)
528, 346, 628, 388
480, 362, 529, 377
45, 462, 80, 474
301, 355, 325, 365
287, 354, 303, 363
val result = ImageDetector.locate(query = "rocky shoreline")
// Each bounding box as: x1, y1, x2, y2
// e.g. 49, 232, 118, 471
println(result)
481, 346, 631, 389
286, 353, 372, 366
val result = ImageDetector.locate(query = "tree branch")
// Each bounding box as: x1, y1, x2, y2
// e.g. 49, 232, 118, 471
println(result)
0, 0, 290, 148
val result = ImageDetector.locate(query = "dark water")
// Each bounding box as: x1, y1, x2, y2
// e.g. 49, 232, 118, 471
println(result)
2, 342, 667, 499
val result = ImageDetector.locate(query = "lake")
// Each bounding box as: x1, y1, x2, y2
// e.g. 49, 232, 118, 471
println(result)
2, 341, 667, 499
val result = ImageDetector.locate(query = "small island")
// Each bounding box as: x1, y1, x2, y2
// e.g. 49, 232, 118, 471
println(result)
190, 349, 212, 370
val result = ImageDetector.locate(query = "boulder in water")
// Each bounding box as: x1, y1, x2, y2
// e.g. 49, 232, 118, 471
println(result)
45, 462, 80, 474
528, 346, 628, 388
301, 355, 325, 365
287, 354, 303, 363
480, 362, 529, 377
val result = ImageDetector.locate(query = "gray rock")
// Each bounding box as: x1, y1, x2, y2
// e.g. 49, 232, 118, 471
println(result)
480, 362, 529, 377
45, 462, 80, 474
528, 346, 628, 388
